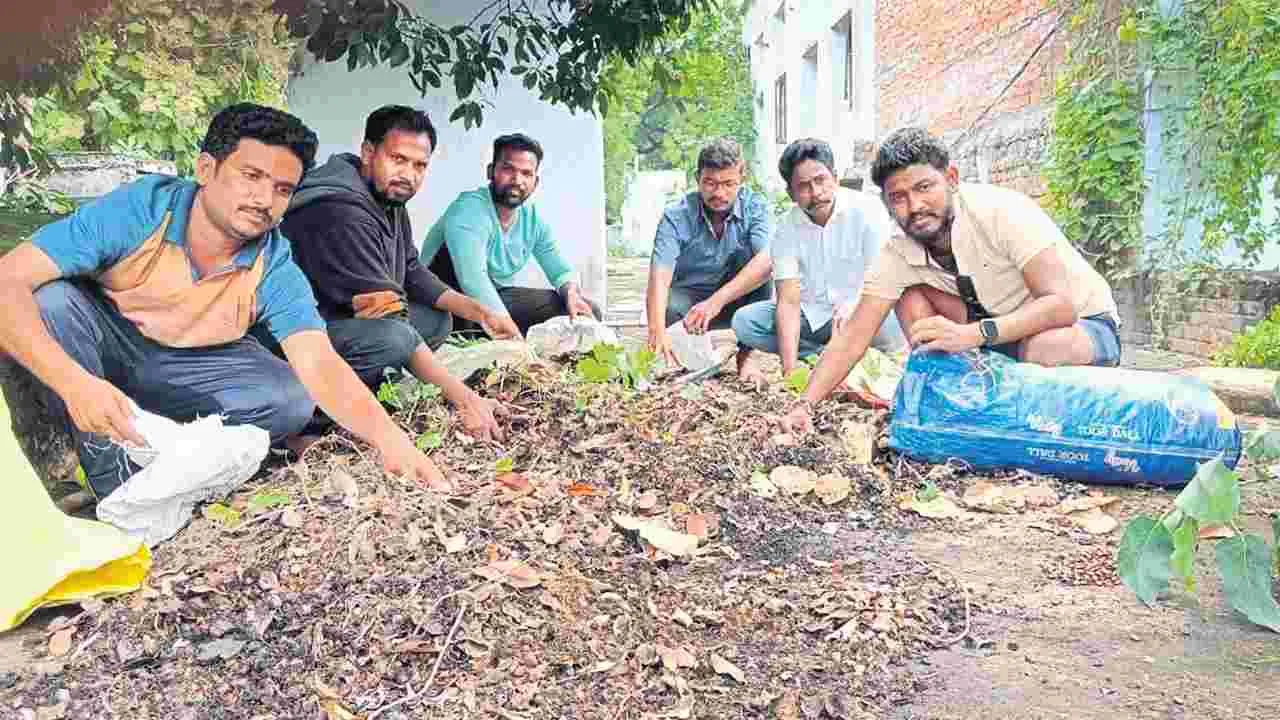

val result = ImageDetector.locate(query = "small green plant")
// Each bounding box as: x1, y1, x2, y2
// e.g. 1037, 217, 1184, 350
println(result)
1117, 393, 1280, 632
1213, 306, 1280, 370
416, 430, 443, 451
575, 343, 656, 389
783, 367, 810, 395
376, 368, 443, 411
495, 456, 515, 474
248, 491, 291, 512
0, 174, 76, 215
443, 332, 490, 349
202, 502, 242, 528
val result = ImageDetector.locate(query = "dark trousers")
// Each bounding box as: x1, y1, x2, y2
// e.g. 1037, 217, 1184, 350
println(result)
665, 282, 772, 351
323, 302, 452, 388
34, 280, 315, 499
428, 244, 602, 336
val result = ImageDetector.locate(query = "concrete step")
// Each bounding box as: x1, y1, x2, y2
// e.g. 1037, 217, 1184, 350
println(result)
1177, 367, 1279, 419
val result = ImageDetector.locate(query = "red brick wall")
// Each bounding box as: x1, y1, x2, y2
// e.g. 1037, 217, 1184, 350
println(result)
875, 0, 1063, 196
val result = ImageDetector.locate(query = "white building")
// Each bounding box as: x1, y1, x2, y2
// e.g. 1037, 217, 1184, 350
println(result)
286, 0, 608, 306
743, 0, 877, 193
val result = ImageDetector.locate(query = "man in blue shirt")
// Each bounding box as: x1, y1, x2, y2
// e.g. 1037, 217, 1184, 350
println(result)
0, 103, 451, 497
645, 138, 773, 384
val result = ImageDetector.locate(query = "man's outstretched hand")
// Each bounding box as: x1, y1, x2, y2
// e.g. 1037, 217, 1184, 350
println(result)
378, 434, 451, 492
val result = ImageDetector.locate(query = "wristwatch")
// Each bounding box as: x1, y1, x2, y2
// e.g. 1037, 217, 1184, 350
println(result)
978, 318, 999, 345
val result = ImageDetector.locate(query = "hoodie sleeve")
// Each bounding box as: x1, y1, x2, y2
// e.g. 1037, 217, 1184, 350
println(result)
284, 205, 418, 315
404, 243, 449, 307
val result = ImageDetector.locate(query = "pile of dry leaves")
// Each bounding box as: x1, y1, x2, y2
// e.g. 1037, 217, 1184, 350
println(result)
7, 355, 978, 720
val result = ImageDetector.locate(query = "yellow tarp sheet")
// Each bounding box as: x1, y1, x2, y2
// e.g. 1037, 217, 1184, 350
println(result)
1, 399, 150, 631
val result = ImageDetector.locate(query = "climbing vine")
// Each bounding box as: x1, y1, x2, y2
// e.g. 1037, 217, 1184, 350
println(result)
1044, 0, 1144, 282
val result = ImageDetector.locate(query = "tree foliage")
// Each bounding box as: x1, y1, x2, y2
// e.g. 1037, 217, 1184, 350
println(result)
2, 0, 714, 171
28, 0, 293, 173
599, 4, 756, 222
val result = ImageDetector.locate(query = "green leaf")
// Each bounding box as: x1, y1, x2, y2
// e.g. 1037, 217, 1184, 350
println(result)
784, 367, 810, 395
577, 356, 613, 384
1244, 426, 1280, 463
1170, 516, 1199, 592
376, 380, 403, 410
416, 431, 443, 451
203, 503, 242, 528
387, 41, 411, 67
1174, 454, 1240, 526
249, 492, 291, 511
495, 457, 515, 474
1214, 534, 1280, 632
1116, 515, 1175, 606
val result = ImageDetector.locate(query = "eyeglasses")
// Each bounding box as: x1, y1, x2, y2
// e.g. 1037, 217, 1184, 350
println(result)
699, 178, 742, 192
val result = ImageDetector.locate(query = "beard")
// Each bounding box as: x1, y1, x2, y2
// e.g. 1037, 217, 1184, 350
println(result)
898, 194, 956, 250
489, 181, 528, 209
370, 179, 414, 207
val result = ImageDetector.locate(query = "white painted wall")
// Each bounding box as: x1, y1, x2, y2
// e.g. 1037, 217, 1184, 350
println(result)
285, 0, 608, 306
744, 0, 876, 193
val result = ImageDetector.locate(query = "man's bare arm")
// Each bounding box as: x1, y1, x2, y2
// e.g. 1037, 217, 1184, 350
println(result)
434, 289, 520, 339
776, 279, 803, 374
0, 243, 143, 444
990, 247, 1077, 343
802, 295, 898, 404
710, 251, 772, 308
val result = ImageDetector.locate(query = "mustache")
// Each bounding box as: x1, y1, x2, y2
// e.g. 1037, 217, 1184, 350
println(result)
238, 207, 271, 223
908, 211, 939, 225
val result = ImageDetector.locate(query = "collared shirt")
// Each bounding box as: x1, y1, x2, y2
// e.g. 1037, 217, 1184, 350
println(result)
773, 187, 895, 330
32, 175, 324, 347
421, 187, 576, 315
651, 187, 772, 293
862, 183, 1119, 321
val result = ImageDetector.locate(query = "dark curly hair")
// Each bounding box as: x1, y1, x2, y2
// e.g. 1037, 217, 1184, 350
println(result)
778, 138, 835, 187
493, 132, 544, 167
200, 103, 319, 172
870, 127, 950, 189
365, 104, 437, 151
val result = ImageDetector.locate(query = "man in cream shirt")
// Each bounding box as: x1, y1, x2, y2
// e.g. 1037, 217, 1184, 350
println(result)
732, 138, 905, 377
780, 127, 1121, 433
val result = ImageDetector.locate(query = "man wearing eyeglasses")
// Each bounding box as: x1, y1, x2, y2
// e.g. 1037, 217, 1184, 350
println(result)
645, 137, 774, 384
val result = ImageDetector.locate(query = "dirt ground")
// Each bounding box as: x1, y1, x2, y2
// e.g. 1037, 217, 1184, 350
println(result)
2, 339, 1278, 719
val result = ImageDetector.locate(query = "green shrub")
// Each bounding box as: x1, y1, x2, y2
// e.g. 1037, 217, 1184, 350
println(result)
1214, 305, 1280, 370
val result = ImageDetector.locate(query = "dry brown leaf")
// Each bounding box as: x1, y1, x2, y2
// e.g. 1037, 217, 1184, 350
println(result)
542, 521, 564, 545
589, 525, 612, 546
279, 507, 303, 528
566, 482, 600, 497
1055, 494, 1120, 515
657, 644, 697, 672
839, 420, 875, 465
319, 699, 359, 720
1070, 508, 1118, 535
815, 473, 852, 506
770, 432, 798, 447
962, 481, 1026, 514
636, 491, 659, 512
1198, 525, 1236, 540
776, 689, 802, 720
47, 627, 74, 658
710, 653, 746, 683
497, 472, 532, 492
474, 559, 543, 589
770, 466, 818, 496
671, 608, 694, 627
639, 523, 699, 557
635, 643, 659, 666
1023, 484, 1060, 508
329, 470, 359, 508
442, 533, 468, 554
686, 513, 710, 540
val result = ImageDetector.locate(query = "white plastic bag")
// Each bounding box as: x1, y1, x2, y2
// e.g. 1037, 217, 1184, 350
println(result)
96, 406, 269, 547
526, 316, 620, 356
666, 321, 719, 372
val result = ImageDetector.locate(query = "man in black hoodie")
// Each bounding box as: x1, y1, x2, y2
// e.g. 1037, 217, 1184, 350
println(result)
280, 105, 518, 440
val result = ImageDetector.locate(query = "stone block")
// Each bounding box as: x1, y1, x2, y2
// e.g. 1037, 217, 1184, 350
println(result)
1177, 366, 1279, 417
1238, 300, 1265, 318
1168, 338, 1209, 357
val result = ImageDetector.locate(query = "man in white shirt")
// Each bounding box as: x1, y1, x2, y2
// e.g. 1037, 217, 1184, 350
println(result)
732, 139, 905, 376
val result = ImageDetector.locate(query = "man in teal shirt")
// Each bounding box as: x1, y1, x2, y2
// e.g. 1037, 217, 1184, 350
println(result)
423, 133, 601, 336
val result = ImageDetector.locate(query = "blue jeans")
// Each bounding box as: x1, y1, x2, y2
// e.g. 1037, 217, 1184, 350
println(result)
988, 313, 1122, 368
731, 300, 908, 358
34, 280, 315, 499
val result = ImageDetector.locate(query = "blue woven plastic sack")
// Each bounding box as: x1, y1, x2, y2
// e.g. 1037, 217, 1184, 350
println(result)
888, 349, 1241, 487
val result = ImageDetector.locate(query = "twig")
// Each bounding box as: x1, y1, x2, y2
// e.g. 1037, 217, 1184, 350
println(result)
69, 630, 102, 662
369, 591, 475, 719
609, 691, 636, 720
924, 561, 972, 647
